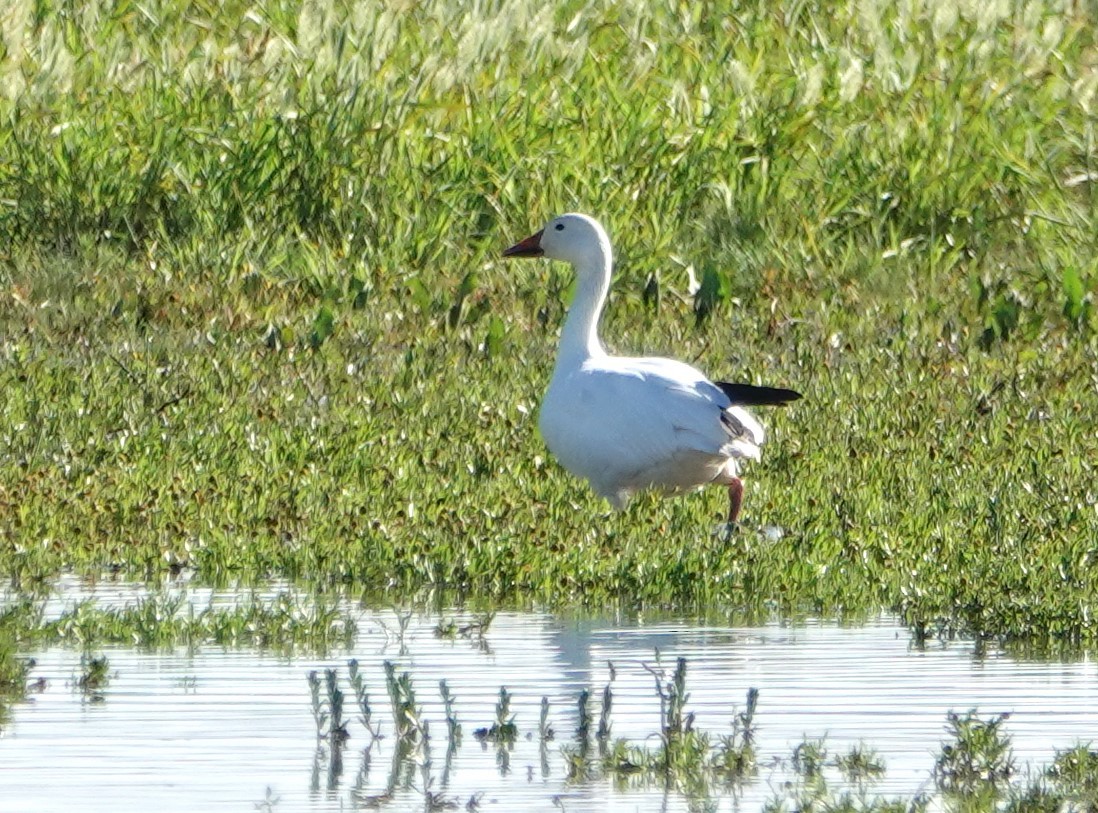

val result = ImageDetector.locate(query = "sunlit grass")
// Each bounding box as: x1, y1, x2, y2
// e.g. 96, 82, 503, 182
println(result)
0, 0, 1097, 644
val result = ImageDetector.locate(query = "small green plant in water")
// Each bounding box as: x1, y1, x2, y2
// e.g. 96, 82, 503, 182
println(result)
596, 657, 761, 794
576, 687, 591, 744
439, 680, 461, 743
765, 739, 929, 813
280, 657, 1098, 810
1002, 782, 1068, 813
348, 659, 380, 740
76, 653, 110, 701
473, 686, 517, 743
934, 710, 1015, 798
712, 686, 759, 783
644, 653, 693, 750
0, 642, 36, 724
1046, 744, 1098, 808
596, 680, 613, 744
792, 738, 829, 778
383, 660, 423, 742
307, 668, 349, 743
563, 689, 593, 781
834, 743, 887, 782
433, 613, 494, 653
45, 593, 356, 653
433, 619, 458, 640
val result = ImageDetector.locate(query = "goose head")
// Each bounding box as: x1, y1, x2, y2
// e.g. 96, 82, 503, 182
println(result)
503, 213, 611, 269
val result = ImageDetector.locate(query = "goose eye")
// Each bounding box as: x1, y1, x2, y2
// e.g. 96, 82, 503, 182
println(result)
555, 223, 565, 231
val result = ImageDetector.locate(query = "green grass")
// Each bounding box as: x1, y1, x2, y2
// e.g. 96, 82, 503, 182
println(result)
1, 0, 1097, 642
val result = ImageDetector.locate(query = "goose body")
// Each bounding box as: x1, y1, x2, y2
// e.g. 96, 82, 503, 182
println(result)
539, 354, 764, 509
503, 213, 799, 522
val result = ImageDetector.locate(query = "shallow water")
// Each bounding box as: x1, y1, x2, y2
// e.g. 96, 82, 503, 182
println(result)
3, 578, 1097, 811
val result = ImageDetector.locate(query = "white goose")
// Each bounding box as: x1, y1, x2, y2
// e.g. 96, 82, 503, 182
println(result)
503, 213, 800, 524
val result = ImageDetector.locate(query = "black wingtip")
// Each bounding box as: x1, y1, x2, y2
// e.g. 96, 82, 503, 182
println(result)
715, 382, 802, 407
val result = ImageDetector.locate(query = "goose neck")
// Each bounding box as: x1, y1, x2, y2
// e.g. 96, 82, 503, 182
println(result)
557, 252, 611, 365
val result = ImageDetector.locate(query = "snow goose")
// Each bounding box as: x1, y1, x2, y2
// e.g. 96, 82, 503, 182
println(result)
503, 213, 800, 524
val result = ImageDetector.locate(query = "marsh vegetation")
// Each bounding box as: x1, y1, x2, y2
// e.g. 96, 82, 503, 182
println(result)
2, 0, 1098, 634
1, 0, 1098, 806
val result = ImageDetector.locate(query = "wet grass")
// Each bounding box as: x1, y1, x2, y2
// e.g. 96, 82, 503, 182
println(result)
2, 1, 1098, 656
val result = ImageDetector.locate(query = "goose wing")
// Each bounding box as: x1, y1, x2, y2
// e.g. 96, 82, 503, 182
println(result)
539, 356, 765, 496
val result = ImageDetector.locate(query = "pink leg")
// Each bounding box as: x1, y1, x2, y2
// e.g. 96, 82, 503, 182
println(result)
727, 478, 744, 525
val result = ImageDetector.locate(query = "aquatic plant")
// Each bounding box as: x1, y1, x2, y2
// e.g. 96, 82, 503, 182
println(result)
377, 610, 413, 656
288, 657, 1098, 810
1001, 782, 1068, 813
934, 710, 1016, 798
433, 612, 494, 653
439, 680, 460, 743
75, 653, 110, 701
643, 653, 693, 751
473, 686, 517, 744
348, 658, 381, 740
383, 660, 423, 742
307, 668, 349, 743
44, 593, 356, 653
1045, 744, 1098, 808
834, 744, 887, 782
712, 687, 759, 782
596, 679, 613, 745
0, 601, 39, 725
793, 738, 829, 778
593, 655, 762, 794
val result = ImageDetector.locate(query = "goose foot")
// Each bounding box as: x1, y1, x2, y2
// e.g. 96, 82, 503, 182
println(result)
714, 521, 739, 542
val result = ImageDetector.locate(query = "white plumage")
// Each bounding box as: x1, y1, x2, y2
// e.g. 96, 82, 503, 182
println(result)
503, 213, 798, 523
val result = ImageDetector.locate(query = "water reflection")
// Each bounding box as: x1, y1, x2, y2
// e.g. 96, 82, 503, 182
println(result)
2, 580, 1098, 812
